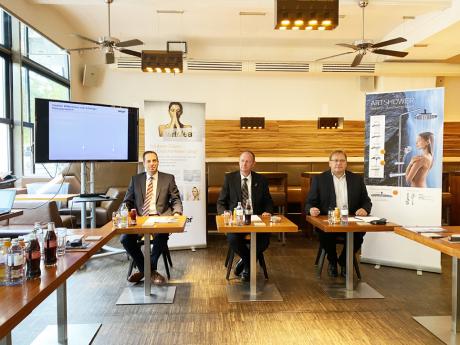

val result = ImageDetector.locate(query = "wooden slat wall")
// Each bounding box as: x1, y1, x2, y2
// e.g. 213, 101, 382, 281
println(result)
138, 119, 460, 158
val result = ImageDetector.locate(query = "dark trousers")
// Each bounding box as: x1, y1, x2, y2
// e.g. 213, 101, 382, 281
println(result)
227, 233, 270, 270
318, 230, 365, 266
120, 233, 169, 272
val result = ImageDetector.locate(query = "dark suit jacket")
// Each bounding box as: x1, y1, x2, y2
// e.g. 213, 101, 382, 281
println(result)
217, 171, 273, 215
123, 171, 183, 216
305, 170, 372, 215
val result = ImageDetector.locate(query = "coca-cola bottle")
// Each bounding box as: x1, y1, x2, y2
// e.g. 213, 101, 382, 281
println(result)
26, 231, 41, 279
44, 222, 57, 267
244, 199, 253, 225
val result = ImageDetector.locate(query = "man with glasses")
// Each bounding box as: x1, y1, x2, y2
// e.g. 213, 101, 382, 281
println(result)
305, 150, 372, 277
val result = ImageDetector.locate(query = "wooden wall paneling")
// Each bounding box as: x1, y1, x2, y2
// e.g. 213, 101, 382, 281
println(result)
449, 172, 460, 225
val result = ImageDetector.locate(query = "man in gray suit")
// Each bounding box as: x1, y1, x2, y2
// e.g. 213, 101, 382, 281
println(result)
121, 150, 183, 284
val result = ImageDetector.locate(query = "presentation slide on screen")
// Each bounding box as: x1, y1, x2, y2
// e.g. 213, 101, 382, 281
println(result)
49, 102, 129, 160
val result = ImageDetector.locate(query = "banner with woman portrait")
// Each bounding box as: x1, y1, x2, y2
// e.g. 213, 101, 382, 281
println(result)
361, 88, 444, 272
144, 101, 206, 249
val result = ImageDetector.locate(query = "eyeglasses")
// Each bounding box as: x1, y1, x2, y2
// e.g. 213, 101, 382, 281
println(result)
330, 159, 346, 163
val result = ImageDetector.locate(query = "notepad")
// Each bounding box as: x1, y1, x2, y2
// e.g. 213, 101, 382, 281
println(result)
85, 235, 102, 241
421, 233, 445, 238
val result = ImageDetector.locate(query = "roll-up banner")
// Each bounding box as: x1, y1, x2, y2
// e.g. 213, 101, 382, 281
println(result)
361, 88, 444, 272
144, 101, 206, 249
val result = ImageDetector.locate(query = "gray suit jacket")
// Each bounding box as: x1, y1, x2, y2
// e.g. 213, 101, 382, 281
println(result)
123, 171, 183, 216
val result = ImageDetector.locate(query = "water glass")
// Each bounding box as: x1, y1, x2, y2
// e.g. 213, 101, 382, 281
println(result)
327, 209, 334, 224
112, 211, 119, 228
223, 210, 232, 226
56, 227, 67, 256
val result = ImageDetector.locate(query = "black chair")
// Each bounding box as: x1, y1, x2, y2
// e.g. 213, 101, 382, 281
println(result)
314, 236, 362, 279
126, 235, 173, 279
224, 235, 269, 280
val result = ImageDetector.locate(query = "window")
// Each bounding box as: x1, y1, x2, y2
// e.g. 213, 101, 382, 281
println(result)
21, 25, 69, 79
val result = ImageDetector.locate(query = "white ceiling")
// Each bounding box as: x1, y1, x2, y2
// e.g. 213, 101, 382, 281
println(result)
28, 0, 460, 64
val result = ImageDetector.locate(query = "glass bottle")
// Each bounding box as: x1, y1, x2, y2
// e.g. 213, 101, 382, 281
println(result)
0, 239, 7, 286
44, 222, 57, 267
119, 203, 129, 228
244, 199, 253, 225
341, 205, 349, 225
7, 238, 25, 285
34, 222, 44, 259
333, 207, 341, 224
129, 208, 137, 226
235, 202, 244, 226
26, 231, 41, 280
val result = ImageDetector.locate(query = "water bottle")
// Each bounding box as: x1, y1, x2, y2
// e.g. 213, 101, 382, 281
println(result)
120, 203, 129, 228
235, 202, 244, 226
7, 238, 25, 285
0, 239, 8, 286
341, 205, 349, 225
244, 199, 253, 225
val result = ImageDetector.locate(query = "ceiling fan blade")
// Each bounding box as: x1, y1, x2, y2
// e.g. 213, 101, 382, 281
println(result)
105, 51, 115, 64
72, 33, 100, 45
351, 53, 365, 67
119, 48, 142, 58
372, 37, 407, 48
336, 43, 359, 50
67, 47, 100, 52
116, 39, 144, 48
373, 49, 408, 58
315, 51, 355, 62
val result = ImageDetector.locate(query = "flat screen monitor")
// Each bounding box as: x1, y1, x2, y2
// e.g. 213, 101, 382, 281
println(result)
35, 98, 139, 162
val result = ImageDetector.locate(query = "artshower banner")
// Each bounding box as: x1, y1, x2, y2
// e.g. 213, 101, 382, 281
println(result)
144, 101, 206, 249
361, 88, 444, 272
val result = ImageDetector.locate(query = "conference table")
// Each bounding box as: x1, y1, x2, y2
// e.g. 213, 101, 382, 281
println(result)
395, 226, 460, 345
15, 194, 78, 202
216, 214, 298, 302
114, 215, 187, 305
0, 210, 23, 222
306, 215, 397, 299
0, 224, 114, 345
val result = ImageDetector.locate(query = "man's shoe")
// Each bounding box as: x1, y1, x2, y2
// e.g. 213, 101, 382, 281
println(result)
327, 262, 338, 277
340, 265, 346, 278
151, 270, 166, 285
234, 259, 244, 276
127, 271, 144, 283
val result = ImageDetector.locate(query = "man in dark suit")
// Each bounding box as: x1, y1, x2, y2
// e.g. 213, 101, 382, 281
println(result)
121, 150, 183, 284
217, 151, 273, 282
305, 150, 372, 277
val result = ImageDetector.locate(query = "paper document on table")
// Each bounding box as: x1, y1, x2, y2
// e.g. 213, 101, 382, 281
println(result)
347, 217, 359, 222
143, 217, 177, 226
355, 216, 381, 223
404, 227, 446, 233
251, 215, 262, 222
420, 233, 446, 238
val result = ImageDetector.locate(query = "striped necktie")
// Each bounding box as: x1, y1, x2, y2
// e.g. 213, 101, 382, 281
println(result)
241, 177, 249, 208
142, 176, 154, 216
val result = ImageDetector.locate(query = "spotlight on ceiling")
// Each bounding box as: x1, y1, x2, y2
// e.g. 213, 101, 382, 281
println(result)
275, 0, 339, 31
141, 50, 183, 73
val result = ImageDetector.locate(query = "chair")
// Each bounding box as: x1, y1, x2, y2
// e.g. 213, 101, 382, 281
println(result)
314, 236, 362, 279
224, 235, 269, 280
126, 235, 173, 279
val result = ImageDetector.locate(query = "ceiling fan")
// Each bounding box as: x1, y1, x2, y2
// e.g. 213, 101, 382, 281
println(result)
316, 0, 409, 67
68, 0, 142, 64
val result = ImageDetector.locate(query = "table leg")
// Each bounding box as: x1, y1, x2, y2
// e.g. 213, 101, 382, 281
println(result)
346, 232, 354, 292
250, 232, 257, 297
32, 281, 101, 344
116, 232, 176, 305
144, 233, 151, 297
413, 257, 460, 344
0, 333, 12, 345
57, 283, 68, 344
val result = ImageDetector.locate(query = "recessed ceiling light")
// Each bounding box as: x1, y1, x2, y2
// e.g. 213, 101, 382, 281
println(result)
239, 11, 266, 16
157, 10, 185, 14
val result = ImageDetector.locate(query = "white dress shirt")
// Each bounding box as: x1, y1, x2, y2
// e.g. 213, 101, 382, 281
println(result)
332, 172, 348, 209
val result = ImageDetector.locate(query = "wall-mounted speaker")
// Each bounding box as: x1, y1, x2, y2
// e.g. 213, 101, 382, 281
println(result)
82, 65, 99, 87
360, 76, 375, 92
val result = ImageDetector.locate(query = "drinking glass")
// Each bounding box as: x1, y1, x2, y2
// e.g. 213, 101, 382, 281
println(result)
327, 209, 334, 224
223, 210, 232, 226
56, 227, 67, 256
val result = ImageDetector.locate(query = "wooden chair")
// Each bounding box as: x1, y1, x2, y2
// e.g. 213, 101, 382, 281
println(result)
126, 235, 173, 279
